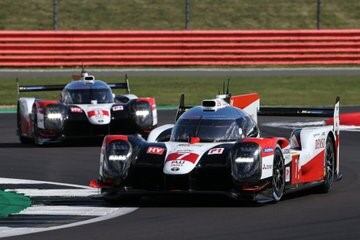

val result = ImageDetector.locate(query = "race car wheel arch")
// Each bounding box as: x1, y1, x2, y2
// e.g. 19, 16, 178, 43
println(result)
318, 135, 335, 193
271, 146, 285, 201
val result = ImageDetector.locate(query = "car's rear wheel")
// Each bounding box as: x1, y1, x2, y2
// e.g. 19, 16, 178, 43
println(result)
272, 148, 285, 201
318, 137, 335, 193
17, 103, 31, 144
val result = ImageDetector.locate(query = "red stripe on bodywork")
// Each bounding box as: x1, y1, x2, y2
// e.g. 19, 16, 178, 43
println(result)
103, 135, 128, 145
243, 137, 289, 157
166, 152, 199, 164
36, 100, 59, 108
291, 154, 301, 184
230, 93, 259, 109
137, 97, 156, 109
300, 150, 325, 183
325, 112, 360, 126
88, 110, 109, 117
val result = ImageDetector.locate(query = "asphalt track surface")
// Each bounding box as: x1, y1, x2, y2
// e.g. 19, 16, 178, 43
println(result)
0, 110, 360, 240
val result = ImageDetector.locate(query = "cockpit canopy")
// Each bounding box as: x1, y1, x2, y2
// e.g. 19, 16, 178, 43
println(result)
170, 106, 259, 143
61, 80, 114, 104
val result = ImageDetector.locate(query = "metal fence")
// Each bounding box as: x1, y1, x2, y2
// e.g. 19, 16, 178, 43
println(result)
0, 0, 359, 30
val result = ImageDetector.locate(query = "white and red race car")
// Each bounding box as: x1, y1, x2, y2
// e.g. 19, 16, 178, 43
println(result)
17, 72, 157, 145
92, 91, 341, 203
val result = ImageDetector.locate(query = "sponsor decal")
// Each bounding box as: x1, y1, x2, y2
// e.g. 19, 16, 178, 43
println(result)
263, 147, 273, 153
262, 164, 272, 170
315, 138, 325, 149
88, 109, 110, 118
70, 107, 82, 113
285, 166, 290, 182
171, 167, 180, 172
147, 146, 165, 155
313, 133, 320, 138
208, 148, 224, 155
112, 105, 124, 111
170, 160, 185, 167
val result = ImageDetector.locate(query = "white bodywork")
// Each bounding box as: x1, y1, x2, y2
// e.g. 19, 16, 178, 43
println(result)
147, 124, 174, 142
163, 141, 228, 175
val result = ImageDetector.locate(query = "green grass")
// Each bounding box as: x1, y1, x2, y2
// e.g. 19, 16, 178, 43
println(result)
0, 190, 31, 218
2, 76, 360, 107
0, 0, 360, 30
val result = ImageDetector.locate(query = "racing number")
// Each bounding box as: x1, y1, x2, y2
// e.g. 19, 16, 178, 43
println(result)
166, 152, 199, 164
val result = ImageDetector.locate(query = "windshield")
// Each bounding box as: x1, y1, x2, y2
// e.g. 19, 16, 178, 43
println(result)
170, 118, 242, 142
62, 88, 113, 104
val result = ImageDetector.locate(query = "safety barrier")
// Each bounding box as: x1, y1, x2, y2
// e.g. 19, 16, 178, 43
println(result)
1, 30, 360, 67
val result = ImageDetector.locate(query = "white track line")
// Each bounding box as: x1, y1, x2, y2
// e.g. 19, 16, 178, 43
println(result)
0, 207, 137, 238
0, 177, 90, 189
6, 189, 100, 197
0, 177, 138, 239
18, 205, 119, 216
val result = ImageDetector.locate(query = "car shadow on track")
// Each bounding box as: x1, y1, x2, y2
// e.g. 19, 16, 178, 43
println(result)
99, 187, 327, 208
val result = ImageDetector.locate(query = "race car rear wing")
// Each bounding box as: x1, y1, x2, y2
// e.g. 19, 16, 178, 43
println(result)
258, 106, 334, 117
17, 76, 130, 94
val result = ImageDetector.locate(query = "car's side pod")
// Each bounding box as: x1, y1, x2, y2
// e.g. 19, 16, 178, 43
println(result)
231, 137, 290, 184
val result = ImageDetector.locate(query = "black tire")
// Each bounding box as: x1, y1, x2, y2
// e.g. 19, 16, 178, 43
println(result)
17, 102, 31, 144
318, 137, 335, 193
272, 148, 285, 201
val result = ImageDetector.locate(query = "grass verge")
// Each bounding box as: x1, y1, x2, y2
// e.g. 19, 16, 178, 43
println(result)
1, 75, 359, 107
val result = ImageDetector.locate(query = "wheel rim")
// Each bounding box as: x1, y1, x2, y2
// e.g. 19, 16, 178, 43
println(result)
273, 151, 285, 199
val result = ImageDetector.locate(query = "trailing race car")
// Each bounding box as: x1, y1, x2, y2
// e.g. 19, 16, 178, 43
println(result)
17, 71, 157, 145
91, 91, 341, 203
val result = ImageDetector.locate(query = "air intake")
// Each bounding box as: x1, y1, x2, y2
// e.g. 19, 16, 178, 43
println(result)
202, 100, 216, 108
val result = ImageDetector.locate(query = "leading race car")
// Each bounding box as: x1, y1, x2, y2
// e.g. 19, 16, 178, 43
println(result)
17, 71, 157, 145
91, 91, 341, 203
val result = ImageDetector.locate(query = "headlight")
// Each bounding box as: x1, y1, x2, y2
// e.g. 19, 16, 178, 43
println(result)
103, 141, 133, 179
231, 142, 262, 182
44, 105, 65, 130
47, 113, 62, 119
107, 141, 132, 162
132, 101, 153, 128
135, 110, 150, 117
235, 157, 255, 163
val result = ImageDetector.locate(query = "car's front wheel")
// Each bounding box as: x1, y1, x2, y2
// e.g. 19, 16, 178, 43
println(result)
318, 136, 335, 193
271, 147, 285, 201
